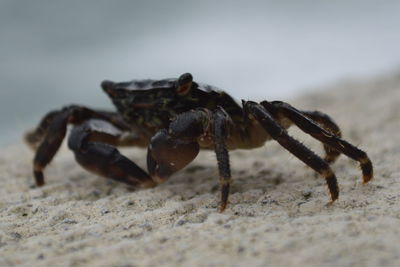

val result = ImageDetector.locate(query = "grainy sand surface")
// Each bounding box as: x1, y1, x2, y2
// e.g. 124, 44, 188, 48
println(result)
1, 73, 399, 267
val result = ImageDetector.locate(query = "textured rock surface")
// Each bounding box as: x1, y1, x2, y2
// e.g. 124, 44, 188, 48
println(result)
1, 73, 399, 267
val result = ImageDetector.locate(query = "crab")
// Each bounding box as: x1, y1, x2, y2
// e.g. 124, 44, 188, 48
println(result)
24, 73, 373, 211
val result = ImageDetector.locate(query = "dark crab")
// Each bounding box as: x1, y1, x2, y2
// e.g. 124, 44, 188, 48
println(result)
25, 73, 373, 211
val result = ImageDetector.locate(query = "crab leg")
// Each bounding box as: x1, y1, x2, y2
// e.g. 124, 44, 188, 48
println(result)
265, 101, 373, 183
68, 121, 156, 188
299, 110, 342, 163
25, 110, 61, 150
32, 110, 71, 186
25, 106, 130, 150
243, 101, 339, 202
212, 108, 232, 212
260, 101, 343, 163
25, 105, 136, 186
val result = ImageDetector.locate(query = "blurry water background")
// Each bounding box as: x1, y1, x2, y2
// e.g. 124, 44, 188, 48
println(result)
1, 0, 399, 146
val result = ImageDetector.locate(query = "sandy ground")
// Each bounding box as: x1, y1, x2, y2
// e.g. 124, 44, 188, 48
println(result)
1, 72, 399, 267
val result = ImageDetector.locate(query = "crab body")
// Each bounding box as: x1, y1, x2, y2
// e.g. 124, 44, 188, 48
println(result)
25, 73, 373, 211
101, 76, 274, 150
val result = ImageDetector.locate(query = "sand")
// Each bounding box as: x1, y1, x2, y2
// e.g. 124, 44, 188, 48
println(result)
1, 72, 399, 267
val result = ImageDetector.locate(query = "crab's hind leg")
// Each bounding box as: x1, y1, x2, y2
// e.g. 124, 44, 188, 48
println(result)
31, 109, 71, 186
25, 106, 129, 150
243, 101, 339, 202
25, 110, 61, 150
25, 105, 132, 186
301, 110, 342, 163
260, 102, 343, 163
264, 101, 373, 183
68, 120, 156, 188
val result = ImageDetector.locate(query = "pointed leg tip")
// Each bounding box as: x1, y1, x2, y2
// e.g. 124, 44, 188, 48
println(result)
219, 204, 227, 213
330, 191, 339, 203
219, 183, 230, 213
360, 158, 373, 184
363, 174, 373, 184
328, 197, 338, 205
34, 171, 45, 187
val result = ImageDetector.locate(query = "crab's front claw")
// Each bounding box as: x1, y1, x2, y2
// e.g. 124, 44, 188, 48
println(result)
147, 129, 199, 182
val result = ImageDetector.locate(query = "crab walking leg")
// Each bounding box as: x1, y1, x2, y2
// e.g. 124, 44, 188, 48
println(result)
25, 110, 61, 150
28, 105, 135, 186
212, 108, 232, 212
261, 101, 343, 163
32, 111, 70, 186
267, 101, 373, 183
25, 105, 130, 150
68, 121, 156, 187
243, 101, 339, 202
300, 110, 342, 163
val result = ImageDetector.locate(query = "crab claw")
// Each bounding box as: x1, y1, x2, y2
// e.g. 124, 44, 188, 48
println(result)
147, 129, 199, 182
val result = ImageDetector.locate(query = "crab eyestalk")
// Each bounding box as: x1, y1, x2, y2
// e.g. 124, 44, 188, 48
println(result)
101, 80, 115, 94
176, 73, 193, 95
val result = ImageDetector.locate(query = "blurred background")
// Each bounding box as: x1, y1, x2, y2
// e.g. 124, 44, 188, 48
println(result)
1, 0, 400, 146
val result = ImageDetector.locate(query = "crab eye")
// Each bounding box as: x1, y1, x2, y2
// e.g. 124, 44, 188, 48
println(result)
176, 73, 193, 95
101, 80, 114, 90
